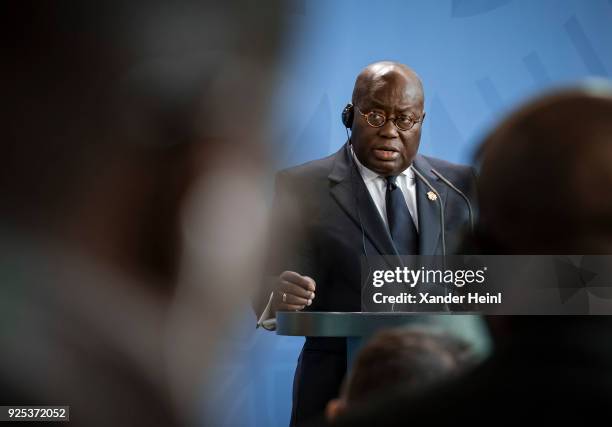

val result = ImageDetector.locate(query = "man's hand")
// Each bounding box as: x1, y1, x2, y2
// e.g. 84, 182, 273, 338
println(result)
272, 271, 316, 314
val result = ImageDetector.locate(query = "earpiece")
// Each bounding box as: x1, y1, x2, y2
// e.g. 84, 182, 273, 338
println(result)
341, 103, 354, 129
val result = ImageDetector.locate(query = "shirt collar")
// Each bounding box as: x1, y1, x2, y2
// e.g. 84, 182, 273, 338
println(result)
350, 146, 414, 182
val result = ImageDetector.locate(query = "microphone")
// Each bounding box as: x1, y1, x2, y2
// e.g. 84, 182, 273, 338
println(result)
430, 168, 474, 232
410, 165, 451, 311
345, 128, 379, 311
410, 165, 446, 256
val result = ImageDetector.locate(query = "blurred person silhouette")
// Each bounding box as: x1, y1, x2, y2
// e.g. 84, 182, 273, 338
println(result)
320, 83, 612, 426
0, 1, 284, 426
325, 328, 474, 423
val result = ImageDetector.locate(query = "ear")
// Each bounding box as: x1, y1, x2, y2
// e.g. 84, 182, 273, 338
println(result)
325, 398, 347, 422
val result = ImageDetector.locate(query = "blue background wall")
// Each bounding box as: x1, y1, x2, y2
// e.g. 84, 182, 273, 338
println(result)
204, 1, 611, 426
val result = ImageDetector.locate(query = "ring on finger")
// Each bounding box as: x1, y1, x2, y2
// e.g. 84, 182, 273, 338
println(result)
282, 292, 287, 303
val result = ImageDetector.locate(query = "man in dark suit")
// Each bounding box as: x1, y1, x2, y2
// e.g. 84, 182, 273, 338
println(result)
255, 61, 478, 426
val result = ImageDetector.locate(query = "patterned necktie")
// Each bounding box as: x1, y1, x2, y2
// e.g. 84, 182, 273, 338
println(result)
385, 175, 419, 254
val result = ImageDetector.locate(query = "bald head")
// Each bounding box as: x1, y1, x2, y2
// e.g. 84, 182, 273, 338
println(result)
352, 61, 424, 108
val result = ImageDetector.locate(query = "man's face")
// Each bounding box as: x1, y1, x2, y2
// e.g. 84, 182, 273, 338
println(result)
351, 73, 424, 176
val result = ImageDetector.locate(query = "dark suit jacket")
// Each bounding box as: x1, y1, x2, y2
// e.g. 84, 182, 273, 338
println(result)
262, 143, 477, 426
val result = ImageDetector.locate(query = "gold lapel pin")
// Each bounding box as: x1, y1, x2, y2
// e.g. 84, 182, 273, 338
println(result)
427, 191, 437, 201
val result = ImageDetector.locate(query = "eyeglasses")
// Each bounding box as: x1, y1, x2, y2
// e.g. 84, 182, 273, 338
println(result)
356, 106, 424, 131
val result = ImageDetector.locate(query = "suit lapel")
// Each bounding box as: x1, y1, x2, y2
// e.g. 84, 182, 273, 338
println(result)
329, 144, 397, 255
328, 146, 448, 256
413, 155, 448, 255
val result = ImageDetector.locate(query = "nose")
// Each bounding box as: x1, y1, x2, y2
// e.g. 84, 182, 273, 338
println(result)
378, 118, 399, 138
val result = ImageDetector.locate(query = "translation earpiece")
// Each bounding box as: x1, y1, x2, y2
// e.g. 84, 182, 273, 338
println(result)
341, 103, 354, 129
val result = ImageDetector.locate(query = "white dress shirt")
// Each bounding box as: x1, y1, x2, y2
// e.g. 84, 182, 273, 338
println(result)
351, 148, 419, 231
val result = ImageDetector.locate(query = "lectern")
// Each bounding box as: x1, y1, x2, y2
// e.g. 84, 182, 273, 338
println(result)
276, 311, 489, 367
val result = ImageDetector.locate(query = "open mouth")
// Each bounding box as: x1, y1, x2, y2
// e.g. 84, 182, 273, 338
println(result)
373, 147, 400, 161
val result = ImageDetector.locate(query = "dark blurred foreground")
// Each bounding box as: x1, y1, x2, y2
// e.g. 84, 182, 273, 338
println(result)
0, 2, 285, 426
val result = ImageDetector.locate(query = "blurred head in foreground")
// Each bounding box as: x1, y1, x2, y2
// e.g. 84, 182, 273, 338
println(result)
475, 82, 612, 254
0, 1, 284, 425
325, 328, 473, 422
473, 82, 612, 341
